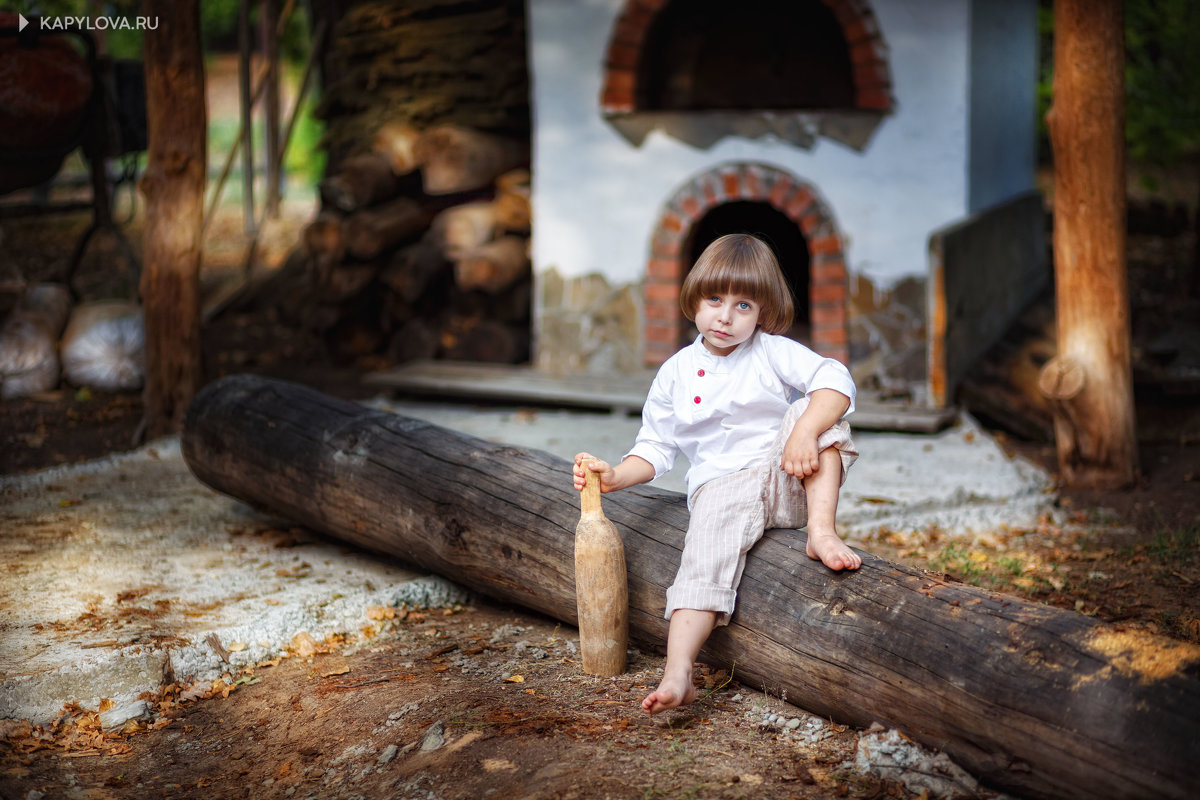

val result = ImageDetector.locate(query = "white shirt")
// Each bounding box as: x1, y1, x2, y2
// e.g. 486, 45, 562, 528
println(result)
625, 330, 856, 504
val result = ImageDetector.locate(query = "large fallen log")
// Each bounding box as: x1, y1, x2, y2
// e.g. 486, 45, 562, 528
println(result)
182, 375, 1200, 800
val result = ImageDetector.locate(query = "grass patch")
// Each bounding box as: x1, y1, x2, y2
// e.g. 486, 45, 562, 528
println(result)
928, 542, 1031, 591
1148, 521, 1199, 564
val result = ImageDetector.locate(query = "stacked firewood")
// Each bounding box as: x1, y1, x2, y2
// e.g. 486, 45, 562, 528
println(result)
296, 126, 531, 363
275, 0, 531, 364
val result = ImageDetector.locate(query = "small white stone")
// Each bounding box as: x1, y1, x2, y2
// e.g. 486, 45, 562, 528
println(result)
420, 721, 445, 751
98, 699, 152, 731
786, 718, 801, 730
378, 744, 398, 764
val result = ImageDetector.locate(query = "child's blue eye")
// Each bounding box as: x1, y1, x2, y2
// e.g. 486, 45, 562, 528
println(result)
738, 301, 751, 310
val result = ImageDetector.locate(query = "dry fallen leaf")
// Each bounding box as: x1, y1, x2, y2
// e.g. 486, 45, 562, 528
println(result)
503, 674, 524, 683
320, 665, 350, 678
366, 605, 396, 621
275, 562, 312, 578
291, 631, 318, 658
227, 641, 247, 652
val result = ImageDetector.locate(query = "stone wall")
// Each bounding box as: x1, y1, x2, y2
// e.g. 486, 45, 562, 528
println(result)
537, 264, 933, 398
535, 267, 642, 376
848, 273, 929, 400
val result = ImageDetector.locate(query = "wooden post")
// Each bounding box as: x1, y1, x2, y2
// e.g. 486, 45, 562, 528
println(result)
139, 0, 207, 438
1043, 0, 1138, 488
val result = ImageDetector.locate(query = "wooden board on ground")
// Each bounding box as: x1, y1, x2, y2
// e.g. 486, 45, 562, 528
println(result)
364, 360, 959, 432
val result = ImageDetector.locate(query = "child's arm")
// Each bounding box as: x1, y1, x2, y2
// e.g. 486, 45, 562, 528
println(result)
573, 452, 656, 494
781, 388, 851, 478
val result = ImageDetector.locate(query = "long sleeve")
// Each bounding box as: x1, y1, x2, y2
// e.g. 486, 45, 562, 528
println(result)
624, 363, 680, 478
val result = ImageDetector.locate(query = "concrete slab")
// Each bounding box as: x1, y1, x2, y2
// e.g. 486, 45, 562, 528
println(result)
0, 396, 1055, 726
0, 439, 468, 725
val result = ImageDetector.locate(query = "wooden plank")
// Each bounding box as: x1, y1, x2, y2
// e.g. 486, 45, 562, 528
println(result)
364, 361, 653, 414
182, 375, 1200, 800
364, 360, 958, 431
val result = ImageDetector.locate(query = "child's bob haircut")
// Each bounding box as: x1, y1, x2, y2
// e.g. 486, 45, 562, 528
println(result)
679, 233, 794, 335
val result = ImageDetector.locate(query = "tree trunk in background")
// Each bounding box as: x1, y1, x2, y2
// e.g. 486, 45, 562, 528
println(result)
1044, 0, 1137, 488
139, 0, 207, 438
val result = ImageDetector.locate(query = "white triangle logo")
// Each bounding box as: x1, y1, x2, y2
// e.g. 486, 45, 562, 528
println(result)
18, 13, 28, 32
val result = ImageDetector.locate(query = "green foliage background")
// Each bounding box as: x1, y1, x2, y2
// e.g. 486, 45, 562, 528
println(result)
9, 0, 324, 187
1036, 0, 1200, 171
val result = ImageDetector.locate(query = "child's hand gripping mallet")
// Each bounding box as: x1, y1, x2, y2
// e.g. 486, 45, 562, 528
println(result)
574, 466, 629, 677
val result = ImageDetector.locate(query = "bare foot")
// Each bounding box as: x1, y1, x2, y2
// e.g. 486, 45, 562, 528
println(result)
806, 529, 862, 571
641, 673, 696, 714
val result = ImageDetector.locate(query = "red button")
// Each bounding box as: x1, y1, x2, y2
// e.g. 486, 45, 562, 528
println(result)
697, 369, 705, 376
694, 396, 701, 404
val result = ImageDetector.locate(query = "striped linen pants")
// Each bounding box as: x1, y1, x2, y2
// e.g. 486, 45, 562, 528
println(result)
664, 397, 858, 626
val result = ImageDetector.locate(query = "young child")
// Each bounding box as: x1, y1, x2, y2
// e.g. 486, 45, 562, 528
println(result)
572, 233, 859, 714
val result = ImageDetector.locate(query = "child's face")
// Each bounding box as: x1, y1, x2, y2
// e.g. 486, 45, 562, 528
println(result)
694, 292, 760, 356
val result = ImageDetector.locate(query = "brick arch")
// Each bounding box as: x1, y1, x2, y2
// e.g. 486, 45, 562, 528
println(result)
643, 163, 850, 366
601, 0, 894, 115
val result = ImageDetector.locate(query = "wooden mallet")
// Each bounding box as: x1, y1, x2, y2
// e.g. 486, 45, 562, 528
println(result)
574, 466, 629, 677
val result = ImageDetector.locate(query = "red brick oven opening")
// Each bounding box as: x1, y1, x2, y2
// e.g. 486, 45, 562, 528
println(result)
602, 0, 894, 117
637, 0, 854, 111
645, 164, 850, 368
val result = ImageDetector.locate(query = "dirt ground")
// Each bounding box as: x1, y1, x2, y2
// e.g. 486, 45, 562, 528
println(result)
3, 184, 1199, 799
1, 603, 901, 800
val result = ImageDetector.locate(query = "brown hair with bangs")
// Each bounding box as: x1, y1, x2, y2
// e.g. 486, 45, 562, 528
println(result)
679, 233, 794, 334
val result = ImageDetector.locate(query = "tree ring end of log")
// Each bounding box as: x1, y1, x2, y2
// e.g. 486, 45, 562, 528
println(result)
1037, 356, 1086, 400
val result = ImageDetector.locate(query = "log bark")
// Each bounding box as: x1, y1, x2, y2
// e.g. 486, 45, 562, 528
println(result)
494, 168, 531, 233
302, 213, 346, 262
302, 212, 346, 287
371, 121, 422, 176
182, 375, 1200, 800
139, 0, 206, 437
319, 152, 402, 212
386, 318, 440, 364
450, 280, 531, 325
342, 198, 431, 260
1044, 0, 1138, 487
415, 124, 527, 195
453, 235, 529, 293
431, 201, 498, 259
320, 263, 378, 303
440, 316, 526, 363
380, 235, 450, 304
